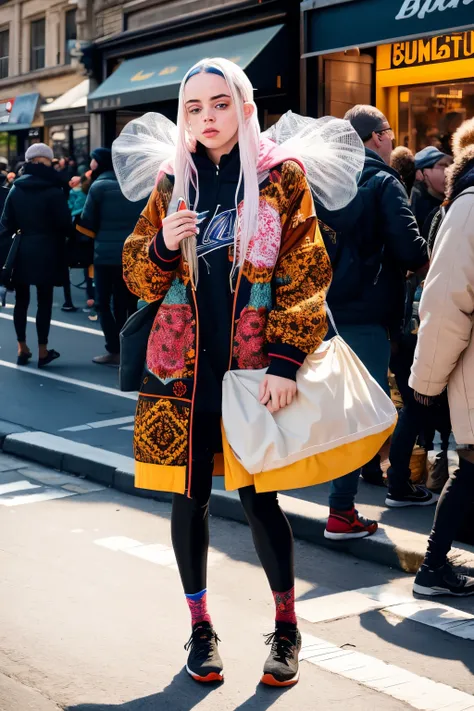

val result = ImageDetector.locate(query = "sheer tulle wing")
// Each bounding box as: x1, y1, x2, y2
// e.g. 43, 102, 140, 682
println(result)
112, 112, 177, 201
263, 112, 365, 210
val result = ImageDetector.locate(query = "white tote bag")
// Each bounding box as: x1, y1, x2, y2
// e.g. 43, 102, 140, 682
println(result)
222, 330, 397, 478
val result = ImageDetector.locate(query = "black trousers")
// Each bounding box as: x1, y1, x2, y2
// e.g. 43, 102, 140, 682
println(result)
94, 265, 137, 354
425, 452, 474, 568
14, 284, 54, 345
171, 414, 294, 595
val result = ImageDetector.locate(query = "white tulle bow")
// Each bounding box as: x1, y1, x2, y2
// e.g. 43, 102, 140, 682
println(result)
112, 110, 365, 210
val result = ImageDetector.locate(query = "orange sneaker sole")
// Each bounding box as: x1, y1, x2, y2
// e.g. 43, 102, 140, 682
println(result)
186, 667, 223, 683
261, 672, 299, 687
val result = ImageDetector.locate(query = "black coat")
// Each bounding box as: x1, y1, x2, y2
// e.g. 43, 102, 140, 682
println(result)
79, 170, 147, 266
317, 148, 428, 333
0, 163, 71, 287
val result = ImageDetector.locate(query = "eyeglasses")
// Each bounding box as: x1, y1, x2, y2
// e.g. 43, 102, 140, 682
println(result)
375, 127, 395, 140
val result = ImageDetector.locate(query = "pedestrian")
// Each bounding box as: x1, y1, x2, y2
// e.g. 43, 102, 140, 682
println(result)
0, 143, 70, 367
77, 148, 146, 364
68, 174, 95, 308
411, 147, 452, 239
317, 105, 428, 539
410, 117, 474, 597
120, 59, 334, 686
391, 146, 416, 195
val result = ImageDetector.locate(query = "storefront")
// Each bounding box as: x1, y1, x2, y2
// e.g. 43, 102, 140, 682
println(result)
83, 0, 300, 147
41, 80, 90, 172
301, 0, 474, 152
0, 93, 42, 167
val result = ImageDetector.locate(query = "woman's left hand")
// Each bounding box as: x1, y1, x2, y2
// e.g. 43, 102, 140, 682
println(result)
259, 375, 297, 413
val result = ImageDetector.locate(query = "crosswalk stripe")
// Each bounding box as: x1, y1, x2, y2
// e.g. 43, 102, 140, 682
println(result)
0, 489, 77, 507
94, 536, 224, 570
386, 601, 474, 641
301, 633, 474, 711
0, 480, 41, 495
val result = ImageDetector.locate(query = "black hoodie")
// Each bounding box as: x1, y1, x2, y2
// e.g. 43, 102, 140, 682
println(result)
317, 148, 428, 334
0, 162, 71, 286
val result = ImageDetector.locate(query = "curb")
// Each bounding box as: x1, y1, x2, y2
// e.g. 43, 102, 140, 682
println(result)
1, 420, 474, 575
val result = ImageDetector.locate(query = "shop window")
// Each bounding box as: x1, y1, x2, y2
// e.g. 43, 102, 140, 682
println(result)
65, 9, 76, 65
398, 82, 474, 154
72, 122, 89, 174
0, 29, 9, 79
30, 18, 45, 71
49, 125, 70, 158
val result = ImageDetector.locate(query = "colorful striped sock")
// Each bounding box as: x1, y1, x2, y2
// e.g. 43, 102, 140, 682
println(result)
185, 589, 212, 626
273, 587, 297, 626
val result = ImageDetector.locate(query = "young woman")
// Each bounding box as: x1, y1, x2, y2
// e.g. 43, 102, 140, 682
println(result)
119, 59, 354, 686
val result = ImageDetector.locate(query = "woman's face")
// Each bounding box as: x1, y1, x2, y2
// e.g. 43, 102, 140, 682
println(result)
90, 158, 99, 171
184, 72, 240, 154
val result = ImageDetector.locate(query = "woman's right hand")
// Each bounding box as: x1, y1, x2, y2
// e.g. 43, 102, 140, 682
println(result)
162, 210, 198, 251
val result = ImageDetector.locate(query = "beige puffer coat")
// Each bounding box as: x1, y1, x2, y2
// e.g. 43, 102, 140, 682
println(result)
409, 156, 474, 447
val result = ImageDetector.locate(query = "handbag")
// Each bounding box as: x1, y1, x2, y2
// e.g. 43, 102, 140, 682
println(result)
0, 231, 21, 291
222, 310, 397, 483
119, 301, 159, 391
67, 220, 94, 269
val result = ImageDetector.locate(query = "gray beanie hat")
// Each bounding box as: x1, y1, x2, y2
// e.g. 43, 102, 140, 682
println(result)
25, 143, 54, 162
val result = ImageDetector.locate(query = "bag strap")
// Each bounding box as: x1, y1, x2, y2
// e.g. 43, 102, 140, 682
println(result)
325, 302, 340, 337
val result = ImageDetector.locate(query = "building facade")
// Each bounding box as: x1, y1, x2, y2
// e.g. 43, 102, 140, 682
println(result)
82, 0, 301, 148
301, 0, 474, 154
0, 0, 90, 167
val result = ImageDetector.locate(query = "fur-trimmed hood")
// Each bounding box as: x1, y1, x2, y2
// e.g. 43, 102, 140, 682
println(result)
445, 145, 474, 200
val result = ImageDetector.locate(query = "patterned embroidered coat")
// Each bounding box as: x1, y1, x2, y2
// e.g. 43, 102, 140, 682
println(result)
123, 156, 333, 496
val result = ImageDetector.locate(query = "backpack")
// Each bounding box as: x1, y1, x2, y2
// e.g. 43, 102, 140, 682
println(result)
428, 189, 474, 257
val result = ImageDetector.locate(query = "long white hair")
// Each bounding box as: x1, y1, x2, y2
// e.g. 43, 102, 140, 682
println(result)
174, 58, 260, 287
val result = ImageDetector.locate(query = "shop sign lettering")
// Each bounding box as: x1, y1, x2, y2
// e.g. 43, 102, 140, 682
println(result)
396, 0, 474, 22
391, 31, 474, 66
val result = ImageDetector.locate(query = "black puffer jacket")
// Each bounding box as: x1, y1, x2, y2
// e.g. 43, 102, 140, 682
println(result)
79, 170, 147, 266
317, 148, 428, 333
0, 163, 70, 286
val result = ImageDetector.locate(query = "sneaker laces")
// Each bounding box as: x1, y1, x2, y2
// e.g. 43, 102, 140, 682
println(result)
184, 626, 220, 660
353, 510, 374, 527
264, 631, 295, 664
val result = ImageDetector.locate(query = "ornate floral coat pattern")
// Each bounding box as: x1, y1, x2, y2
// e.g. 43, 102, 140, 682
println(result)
122, 159, 332, 496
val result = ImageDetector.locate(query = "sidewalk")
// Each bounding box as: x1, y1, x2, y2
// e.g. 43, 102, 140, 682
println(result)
1, 418, 473, 576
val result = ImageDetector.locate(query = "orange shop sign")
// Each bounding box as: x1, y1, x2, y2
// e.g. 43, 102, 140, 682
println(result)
391, 31, 474, 67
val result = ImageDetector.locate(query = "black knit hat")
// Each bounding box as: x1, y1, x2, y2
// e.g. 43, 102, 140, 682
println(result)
91, 147, 113, 171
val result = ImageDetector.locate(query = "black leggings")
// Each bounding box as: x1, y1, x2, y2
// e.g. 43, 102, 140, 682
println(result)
425, 452, 474, 569
14, 284, 54, 345
171, 415, 294, 595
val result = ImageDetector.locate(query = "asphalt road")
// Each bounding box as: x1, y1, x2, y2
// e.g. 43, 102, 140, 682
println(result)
1, 452, 474, 711
0, 276, 135, 457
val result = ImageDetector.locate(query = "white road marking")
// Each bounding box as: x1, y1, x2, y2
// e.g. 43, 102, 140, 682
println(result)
297, 583, 474, 641
301, 633, 474, 711
386, 601, 474, 641
94, 536, 224, 571
59, 415, 135, 432
0, 480, 41, 495
0, 312, 103, 336
119, 425, 134, 431
0, 488, 77, 507
0, 359, 138, 401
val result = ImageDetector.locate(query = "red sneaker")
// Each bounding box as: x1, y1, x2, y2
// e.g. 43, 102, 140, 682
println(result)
324, 507, 378, 540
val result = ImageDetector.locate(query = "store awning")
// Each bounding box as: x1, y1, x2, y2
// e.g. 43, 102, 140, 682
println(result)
0, 92, 40, 132
42, 80, 90, 113
302, 0, 474, 57
41, 80, 90, 125
88, 25, 284, 112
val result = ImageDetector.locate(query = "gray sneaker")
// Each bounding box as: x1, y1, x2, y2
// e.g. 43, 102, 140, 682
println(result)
93, 353, 120, 365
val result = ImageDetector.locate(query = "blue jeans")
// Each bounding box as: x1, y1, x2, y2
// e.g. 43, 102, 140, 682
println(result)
329, 324, 391, 511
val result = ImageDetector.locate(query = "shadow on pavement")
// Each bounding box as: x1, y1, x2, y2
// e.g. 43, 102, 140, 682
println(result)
65, 668, 216, 711
360, 608, 474, 677
65, 669, 291, 711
